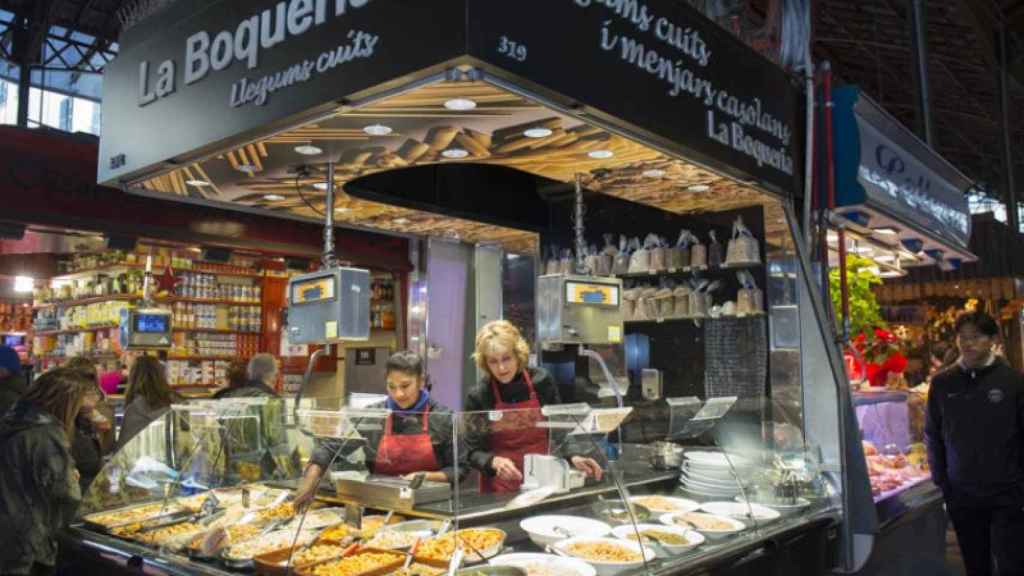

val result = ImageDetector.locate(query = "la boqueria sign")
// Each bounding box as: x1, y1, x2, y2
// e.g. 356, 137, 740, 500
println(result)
101, 0, 800, 196
830, 86, 972, 252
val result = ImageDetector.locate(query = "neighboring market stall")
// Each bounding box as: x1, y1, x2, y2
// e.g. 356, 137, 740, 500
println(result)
819, 83, 977, 574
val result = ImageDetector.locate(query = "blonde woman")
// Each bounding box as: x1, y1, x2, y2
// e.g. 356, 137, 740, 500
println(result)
0, 367, 98, 576
465, 320, 603, 493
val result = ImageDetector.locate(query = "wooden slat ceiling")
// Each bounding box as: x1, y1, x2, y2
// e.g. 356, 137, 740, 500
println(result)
139, 80, 786, 255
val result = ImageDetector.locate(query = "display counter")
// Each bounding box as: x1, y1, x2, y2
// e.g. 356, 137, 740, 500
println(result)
63, 395, 842, 576
852, 388, 945, 575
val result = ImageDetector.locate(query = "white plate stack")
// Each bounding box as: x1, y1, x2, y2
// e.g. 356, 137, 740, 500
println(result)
679, 451, 754, 499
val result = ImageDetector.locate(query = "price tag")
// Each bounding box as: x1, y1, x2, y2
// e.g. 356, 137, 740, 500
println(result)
399, 487, 412, 500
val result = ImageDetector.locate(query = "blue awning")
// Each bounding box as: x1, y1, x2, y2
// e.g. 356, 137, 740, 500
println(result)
829, 86, 975, 266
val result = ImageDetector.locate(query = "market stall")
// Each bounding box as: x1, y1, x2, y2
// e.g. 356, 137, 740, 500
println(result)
66, 1, 873, 575
820, 84, 977, 574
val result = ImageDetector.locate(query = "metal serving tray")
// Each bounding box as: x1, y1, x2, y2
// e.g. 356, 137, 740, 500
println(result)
334, 475, 451, 511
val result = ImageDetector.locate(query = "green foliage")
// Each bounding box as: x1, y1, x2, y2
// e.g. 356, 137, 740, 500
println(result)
830, 254, 885, 337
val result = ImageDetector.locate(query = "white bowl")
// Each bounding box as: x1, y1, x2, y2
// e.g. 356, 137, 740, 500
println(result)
490, 552, 597, 576
679, 470, 741, 492
659, 512, 745, 540
552, 537, 654, 576
520, 515, 612, 548
628, 496, 701, 515
699, 501, 781, 523
610, 523, 705, 554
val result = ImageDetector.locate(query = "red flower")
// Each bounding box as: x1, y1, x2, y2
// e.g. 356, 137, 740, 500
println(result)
866, 362, 884, 387
874, 328, 896, 342
881, 353, 907, 374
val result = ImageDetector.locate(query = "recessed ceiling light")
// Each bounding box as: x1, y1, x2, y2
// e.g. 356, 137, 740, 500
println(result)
392, 218, 410, 225
363, 124, 393, 136
442, 148, 469, 159
294, 145, 322, 155
444, 98, 477, 111
524, 127, 553, 138
185, 179, 211, 187
334, 207, 351, 213
312, 182, 329, 191
687, 184, 711, 192
873, 227, 899, 235
236, 164, 259, 173
506, 254, 520, 260
642, 169, 666, 178
263, 194, 285, 201
587, 150, 614, 159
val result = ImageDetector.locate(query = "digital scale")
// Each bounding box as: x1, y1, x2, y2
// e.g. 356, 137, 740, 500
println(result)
286, 267, 370, 344
536, 274, 624, 345
120, 307, 173, 349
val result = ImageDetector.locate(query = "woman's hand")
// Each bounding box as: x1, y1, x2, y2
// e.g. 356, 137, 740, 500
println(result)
491, 456, 523, 482
401, 471, 448, 483
570, 456, 604, 481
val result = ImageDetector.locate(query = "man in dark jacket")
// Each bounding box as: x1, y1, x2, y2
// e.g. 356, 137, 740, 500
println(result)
213, 354, 280, 399
0, 345, 27, 415
925, 311, 1024, 576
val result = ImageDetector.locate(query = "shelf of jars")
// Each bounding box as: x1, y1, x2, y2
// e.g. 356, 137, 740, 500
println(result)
32, 294, 141, 310
56, 250, 267, 279
33, 324, 120, 336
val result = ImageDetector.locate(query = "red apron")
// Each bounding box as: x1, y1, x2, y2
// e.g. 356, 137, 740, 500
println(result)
374, 404, 440, 477
481, 370, 549, 493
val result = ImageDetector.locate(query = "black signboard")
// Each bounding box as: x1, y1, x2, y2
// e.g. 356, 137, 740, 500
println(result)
99, 0, 467, 185
101, 0, 801, 197
466, 0, 801, 195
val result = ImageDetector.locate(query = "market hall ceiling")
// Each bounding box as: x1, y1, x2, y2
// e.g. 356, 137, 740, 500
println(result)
135, 80, 785, 254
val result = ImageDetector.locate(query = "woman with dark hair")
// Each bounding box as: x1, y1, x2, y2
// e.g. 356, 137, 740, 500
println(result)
116, 356, 181, 450
63, 356, 116, 492
0, 367, 98, 576
294, 351, 466, 507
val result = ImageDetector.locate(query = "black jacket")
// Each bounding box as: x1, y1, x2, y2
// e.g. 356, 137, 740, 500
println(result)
925, 358, 1024, 498
309, 397, 468, 482
213, 379, 280, 399
0, 401, 81, 573
0, 372, 28, 416
464, 367, 589, 475
71, 415, 103, 494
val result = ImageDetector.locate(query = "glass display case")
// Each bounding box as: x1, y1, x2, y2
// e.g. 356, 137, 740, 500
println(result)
64, 205, 856, 576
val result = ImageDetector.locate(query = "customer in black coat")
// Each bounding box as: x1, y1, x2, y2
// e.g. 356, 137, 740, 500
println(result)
925, 311, 1024, 576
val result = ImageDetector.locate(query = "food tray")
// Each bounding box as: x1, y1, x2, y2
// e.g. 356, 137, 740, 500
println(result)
254, 542, 348, 576
414, 528, 506, 565
81, 501, 187, 532
295, 547, 406, 576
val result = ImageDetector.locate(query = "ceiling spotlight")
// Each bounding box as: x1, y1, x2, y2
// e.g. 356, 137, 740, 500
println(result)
334, 207, 351, 213
524, 127, 553, 138
185, 179, 211, 187
363, 124, 393, 136
873, 227, 899, 236
294, 145, 322, 156
312, 182, 330, 191
263, 194, 285, 201
392, 218, 410, 225
588, 150, 614, 159
236, 164, 259, 173
442, 148, 469, 159
686, 184, 711, 192
444, 98, 477, 111
642, 169, 666, 178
